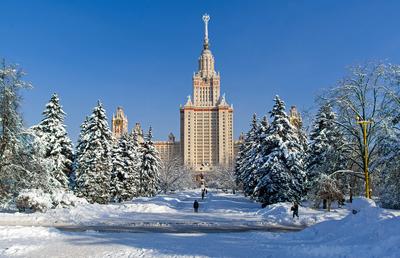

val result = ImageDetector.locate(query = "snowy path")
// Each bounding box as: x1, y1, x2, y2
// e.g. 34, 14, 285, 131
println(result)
54, 223, 303, 233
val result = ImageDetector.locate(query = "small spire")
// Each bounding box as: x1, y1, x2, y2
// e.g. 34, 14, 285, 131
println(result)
185, 95, 193, 106
202, 13, 210, 49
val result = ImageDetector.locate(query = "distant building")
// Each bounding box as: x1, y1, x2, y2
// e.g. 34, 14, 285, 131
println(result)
289, 106, 302, 129
111, 107, 128, 139
132, 122, 145, 144
180, 14, 234, 172
233, 133, 245, 159
111, 15, 238, 172
154, 133, 181, 163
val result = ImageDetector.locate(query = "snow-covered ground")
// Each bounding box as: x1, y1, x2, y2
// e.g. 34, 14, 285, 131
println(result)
0, 190, 399, 257
0, 190, 347, 229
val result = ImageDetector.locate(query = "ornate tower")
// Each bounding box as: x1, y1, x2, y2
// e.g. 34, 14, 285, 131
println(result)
112, 107, 128, 139
289, 106, 302, 129
180, 14, 234, 172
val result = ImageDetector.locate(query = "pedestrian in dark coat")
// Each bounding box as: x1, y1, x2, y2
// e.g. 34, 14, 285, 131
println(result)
291, 202, 299, 218
201, 189, 205, 200
193, 200, 199, 213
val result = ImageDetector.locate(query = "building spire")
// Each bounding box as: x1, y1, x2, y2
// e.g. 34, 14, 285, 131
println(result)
202, 13, 210, 49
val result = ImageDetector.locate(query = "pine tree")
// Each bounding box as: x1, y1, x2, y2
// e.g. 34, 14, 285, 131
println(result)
75, 101, 112, 204
306, 104, 348, 186
235, 114, 259, 197
253, 96, 306, 204
110, 137, 125, 202
33, 94, 73, 190
123, 132, 141, 198
139, 127, 161, 197
71, 116, 90, 189
110, 133, 141, 202
242, 115, 270, 198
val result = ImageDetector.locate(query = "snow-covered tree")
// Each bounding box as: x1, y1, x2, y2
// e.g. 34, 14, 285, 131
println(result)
158, 155, 195, 194
289, 106, 308, 154
138, 127, 161, 197
0, 61, 47, 202
208, 166, 238, 193
110, 133, 141, 202
377, 117, 400, 209
306, 104, 349, 187
235, 114, 259, 197
253, 96, 307, 204
325, 63, 394, 195
313, 174, 344, 211
110, 137, 125, 202
237, 115, 271, 198
32, 94, 73, 190
74, 101, 112, 204
376, 65, 400, 208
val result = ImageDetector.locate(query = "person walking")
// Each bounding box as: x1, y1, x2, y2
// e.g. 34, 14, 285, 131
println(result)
291, 202, 299, 218
201, 189, 205, 200
193, 200, 199, 213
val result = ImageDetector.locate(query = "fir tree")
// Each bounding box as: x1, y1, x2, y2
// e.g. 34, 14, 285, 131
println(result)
75, 101, 112, 204
139, 127, 161, 197
110, 133, 141, 202
33, 94, 73, 190
306, 104, 348, 186
110, 137, 125, 202
253, 96, 306, 204
242, 115, 270, 198
235, 114, 259, 197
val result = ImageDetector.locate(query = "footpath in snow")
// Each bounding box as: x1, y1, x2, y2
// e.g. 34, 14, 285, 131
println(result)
0, 190, 399, 257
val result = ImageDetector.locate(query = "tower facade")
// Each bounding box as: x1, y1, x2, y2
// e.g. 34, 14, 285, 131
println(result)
289, 106, 302, 129
112, 107, 128, 139
180, 14, 234, 172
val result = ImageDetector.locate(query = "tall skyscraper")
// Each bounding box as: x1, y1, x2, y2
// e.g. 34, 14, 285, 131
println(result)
180, 14, 234, 172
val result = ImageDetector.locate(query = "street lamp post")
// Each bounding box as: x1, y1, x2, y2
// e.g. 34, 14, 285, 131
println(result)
356, 116, 372, 199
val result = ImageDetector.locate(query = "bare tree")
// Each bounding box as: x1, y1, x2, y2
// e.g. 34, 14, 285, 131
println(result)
0, 60, 51, 203
324, 62, 394, 195
207, 166, 238, 193
158, 155, 195, 194
313, 174, 344, 212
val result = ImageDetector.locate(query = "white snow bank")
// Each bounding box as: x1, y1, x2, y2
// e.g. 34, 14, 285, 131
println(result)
286, 197, 400, 257
256, 201, 348, 227
15, 189, 88, 213
0, 226, 59, 240
0, 226, 61, 257
15, 189, 53, 212
51, 190, 88, 208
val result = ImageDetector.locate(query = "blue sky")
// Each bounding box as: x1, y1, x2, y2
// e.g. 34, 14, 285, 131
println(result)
1, 0, 400, 142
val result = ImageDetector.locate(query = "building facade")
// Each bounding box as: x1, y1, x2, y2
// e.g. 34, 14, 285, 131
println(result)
154, 133, 181, 163
180, 14, 234, 172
